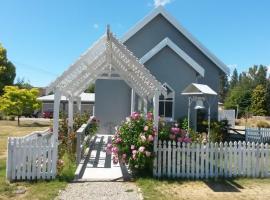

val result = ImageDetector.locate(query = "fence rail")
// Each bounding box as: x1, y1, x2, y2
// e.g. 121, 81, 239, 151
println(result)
246, 127, 270, 143
154, 140, 270, 179
6, 129, 56, 181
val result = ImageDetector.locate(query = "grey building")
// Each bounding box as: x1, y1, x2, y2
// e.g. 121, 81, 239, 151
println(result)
95, 6, 229, 133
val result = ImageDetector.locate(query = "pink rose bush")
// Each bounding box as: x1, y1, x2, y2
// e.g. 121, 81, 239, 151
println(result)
107, 112, 192, 174
107, 112, 156, 173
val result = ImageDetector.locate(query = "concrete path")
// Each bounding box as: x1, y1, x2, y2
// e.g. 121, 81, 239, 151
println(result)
57, 134, 141, 200
75, 134, 129, 181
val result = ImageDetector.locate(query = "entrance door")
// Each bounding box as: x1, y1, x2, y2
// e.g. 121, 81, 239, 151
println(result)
95, 79, 131, 134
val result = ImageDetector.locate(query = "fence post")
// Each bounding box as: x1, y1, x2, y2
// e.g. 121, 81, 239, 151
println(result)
76, 131, 82, 166
6, 138, 12, 181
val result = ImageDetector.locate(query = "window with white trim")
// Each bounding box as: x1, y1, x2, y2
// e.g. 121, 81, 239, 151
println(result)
159, 83, 175, 120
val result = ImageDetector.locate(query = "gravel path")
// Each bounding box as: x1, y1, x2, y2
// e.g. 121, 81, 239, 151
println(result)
56, 182, 142, 200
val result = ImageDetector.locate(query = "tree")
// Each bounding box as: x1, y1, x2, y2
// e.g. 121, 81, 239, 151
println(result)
229, 68, 238, 89
15, 77, 33, 89
0, 86, 41, 125
251, 84, 267, 116
219, 73, 229, 103
85, 83, 95, 93
0, 44, 16, 95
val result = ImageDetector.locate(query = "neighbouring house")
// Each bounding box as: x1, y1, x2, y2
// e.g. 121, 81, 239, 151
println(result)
46, 6, 229, 134
95, 6, 229, 133
37, 93, 95, 117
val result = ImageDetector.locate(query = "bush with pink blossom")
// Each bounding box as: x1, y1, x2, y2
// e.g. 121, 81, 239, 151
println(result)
107, 112, 192, 175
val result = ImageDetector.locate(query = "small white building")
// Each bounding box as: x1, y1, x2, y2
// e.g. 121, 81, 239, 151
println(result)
37, 93, 95, 116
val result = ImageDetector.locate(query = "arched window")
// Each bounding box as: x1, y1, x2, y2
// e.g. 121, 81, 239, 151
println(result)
159, 83, 175, 120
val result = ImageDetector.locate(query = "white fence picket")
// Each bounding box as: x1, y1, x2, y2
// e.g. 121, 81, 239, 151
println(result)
155, 140, 270, 179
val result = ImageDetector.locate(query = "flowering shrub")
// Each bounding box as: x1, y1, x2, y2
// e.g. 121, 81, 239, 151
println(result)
107, 112, 192, 174
107, 112, 156, 173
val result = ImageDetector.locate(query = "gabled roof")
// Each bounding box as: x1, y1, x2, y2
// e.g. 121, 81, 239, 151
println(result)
122, 6, 230, 75
37, 93, 95, 102
181, 83, 217, 96
140, 37, 205, 76
46, 29, 166, 99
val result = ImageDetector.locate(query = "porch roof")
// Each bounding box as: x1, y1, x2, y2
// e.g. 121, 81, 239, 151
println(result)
46, 28, 166, 99
181, 83, 217, 96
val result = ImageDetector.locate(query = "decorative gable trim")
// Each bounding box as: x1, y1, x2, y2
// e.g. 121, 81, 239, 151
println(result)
140, 37, 205, 77
122, 6, 230, 75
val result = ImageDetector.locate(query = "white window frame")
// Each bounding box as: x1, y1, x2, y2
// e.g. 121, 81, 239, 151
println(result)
159, 83, 175, 121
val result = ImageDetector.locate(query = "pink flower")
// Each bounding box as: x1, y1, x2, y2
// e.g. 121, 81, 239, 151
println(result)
145, 151, 151, 157
147, 112, 153, 120
113, 156, 118, 164
115, 137, 122, 143
122, 153, 127, 159
131, 112, 140, 120
144, 126, 149, 131
107, 143, 112, 149
132, 150, 137, 155
131, 145, 135, 150
132, 154, 136, 160
177, 137, 183, 142
171, 127, 180, 134
148, 135, 154, 142
183, 137, 192, 143
139, 146, 145, 152
112, 147, 118, 154
140, 134, 146, 142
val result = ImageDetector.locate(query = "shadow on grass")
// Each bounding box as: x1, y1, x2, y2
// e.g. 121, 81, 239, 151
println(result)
203, 179, 243, 192
19, 122, 50, 127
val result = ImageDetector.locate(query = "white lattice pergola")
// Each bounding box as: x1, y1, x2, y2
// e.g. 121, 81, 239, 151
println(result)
47, 27, 166, 145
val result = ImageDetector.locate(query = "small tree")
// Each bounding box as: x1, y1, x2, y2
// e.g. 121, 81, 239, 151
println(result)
251, 84, 267, 116
0, 86, 41, 125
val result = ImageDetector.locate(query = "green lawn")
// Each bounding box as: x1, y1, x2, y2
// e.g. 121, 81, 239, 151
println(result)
0, 119, 73, 200
136, 177, 270, 200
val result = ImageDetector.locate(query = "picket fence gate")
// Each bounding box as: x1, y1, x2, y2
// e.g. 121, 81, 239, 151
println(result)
154, 140, 270, 179
6, 129, 57, 181
246, 127, 270, 144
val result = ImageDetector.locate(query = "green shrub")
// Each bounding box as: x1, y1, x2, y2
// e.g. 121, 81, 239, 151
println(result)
209, 119, 230, 143
57, 153, 76, 181
107, 112, 191, 175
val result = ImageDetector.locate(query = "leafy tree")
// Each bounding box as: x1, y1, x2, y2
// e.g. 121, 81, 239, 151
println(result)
224, 85, 252, 117
251, 84, 267, 116
0, 44, 16, 94
0, 86, 41, 125
15, 77, 33, 89
219, 73, 229, 103
229, 68, 238, 89
85, 83, 95, 93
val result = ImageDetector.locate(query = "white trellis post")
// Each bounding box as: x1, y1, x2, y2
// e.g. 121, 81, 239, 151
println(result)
52, 89, 61, 177
143, 98, 148, 114
76, 96, 81, 115
131, 89, 135, 114
153, 91, 159, 176
68, 96, 74, 133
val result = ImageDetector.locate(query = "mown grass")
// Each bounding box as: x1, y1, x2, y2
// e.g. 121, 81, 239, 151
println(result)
136, 177, 270, 200
0, 119, 75, 200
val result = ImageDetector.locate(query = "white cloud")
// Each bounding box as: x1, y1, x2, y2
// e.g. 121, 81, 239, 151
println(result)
93, 23, 99, 29
153, 0, 172, 7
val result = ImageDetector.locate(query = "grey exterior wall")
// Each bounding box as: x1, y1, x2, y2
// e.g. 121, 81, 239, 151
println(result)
95, 79, 131, 134
124, 14, 222, 119
95, 13, 224, 131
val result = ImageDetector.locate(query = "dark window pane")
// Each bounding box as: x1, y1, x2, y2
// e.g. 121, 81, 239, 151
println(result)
165, 102, 173, 117
159, 95, 165, 100
159, 102, 164, 116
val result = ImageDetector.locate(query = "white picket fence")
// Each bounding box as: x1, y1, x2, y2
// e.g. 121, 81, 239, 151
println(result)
246, 127, 270, 143
6, 129, 57, 181
154, 141, 270, 179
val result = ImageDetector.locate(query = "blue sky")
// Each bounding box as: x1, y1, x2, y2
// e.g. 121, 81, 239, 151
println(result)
1, 0, 270, 87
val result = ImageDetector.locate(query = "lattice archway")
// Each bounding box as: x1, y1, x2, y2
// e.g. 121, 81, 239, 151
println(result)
47, 27, 166, 148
